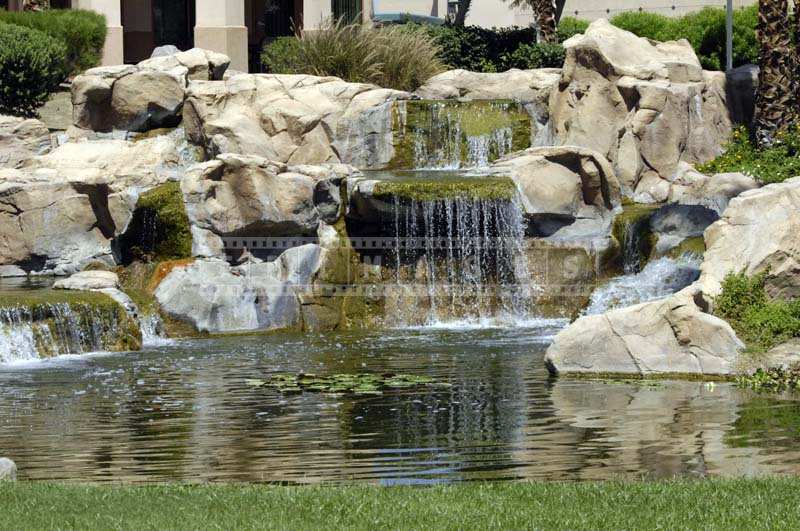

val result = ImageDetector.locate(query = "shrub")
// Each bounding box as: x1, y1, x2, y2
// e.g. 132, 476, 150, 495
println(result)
0, 21, 67, 117
0, 8, 107, 76
737, 365, 800, 392
260, 20, 445, 91
556, 16, 589, 43
261, 36, 302, 74
698, 126, 800, 184
609, 6, 758, 71
716, 271, 800, 352
503, 42, 565, 69
421, 24, 537, 72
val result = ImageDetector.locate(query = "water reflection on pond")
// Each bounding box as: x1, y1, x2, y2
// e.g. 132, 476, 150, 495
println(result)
1, 323, 799, 484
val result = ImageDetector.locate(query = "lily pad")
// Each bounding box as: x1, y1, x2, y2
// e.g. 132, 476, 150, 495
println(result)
248, 372, 448, 396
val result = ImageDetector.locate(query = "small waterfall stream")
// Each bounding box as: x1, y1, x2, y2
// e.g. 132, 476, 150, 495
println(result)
583, 254, 702, 315
0, 303, 125, 364
386, 195, 534, 327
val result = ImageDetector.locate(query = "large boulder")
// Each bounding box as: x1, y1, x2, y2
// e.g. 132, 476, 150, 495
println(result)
666, 163, 760, 214
488, 146, 621, 238
650, 203, 719, 254
182, 153, 353, 259
183, 73, 411, 168
415, 69, 561, 145
550, 19, 733, 201
701, 177, 800, 300
545, 285, 744, 376
0, 115, 53, 169
0, 131, 196, 276
72, 49, 230, 133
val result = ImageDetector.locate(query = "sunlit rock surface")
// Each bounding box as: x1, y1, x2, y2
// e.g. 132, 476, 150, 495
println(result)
183, 73, 411, 168
551, 19, 733, 201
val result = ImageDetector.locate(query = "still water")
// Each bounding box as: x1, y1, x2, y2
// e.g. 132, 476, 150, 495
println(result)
1, 322, 800, 485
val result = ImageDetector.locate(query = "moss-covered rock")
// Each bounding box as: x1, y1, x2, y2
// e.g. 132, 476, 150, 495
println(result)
117, 259, 201, 339
372, 176, 517, 201
668, 236, 706, 258
610, 203, 660, 273
0, 290, 141, 357
117, 182, 192, 264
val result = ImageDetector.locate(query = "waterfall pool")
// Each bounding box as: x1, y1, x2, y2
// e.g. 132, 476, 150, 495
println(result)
1, 323, 800, 484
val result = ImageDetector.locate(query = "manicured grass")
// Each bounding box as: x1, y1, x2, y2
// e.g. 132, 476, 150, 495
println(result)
2, 478, 800, 530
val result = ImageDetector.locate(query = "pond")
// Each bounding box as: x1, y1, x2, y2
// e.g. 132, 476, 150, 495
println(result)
2, 321, 799, 485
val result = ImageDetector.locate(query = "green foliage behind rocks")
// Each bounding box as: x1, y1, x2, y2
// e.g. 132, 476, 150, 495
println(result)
716, 271, 800, 352
610, 5, 758, 71
698, 126, 800, 184
261, 20, 445, 91
0, 22, 66, 117
0, 8, 107, 76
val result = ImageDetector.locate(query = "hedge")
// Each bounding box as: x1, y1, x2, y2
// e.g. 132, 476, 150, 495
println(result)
610, 6, 758, 70
0, 21, 67, 117
0, 8, 107, 76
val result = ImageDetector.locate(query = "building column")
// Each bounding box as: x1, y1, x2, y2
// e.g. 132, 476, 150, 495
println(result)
74, 0, 124, 66
303, 0, 331, 30
194, 0, 248, 72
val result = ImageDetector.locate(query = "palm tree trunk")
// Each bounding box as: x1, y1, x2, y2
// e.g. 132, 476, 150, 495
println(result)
534, 0, 557, 43
754, 0, 797, 146
454, 0, 472, 27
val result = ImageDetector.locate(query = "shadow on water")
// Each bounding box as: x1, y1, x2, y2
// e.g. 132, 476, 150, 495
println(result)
1, 325, 800, 484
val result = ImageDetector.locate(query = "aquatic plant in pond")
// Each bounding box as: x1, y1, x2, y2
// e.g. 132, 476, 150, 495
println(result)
245, 372, 449, 395
736, 366, 800, 392
390, 100, 531, 170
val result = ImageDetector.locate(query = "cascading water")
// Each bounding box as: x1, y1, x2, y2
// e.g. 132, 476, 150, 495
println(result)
395, 100, 530, 170
138, 313, 171, 346
583, 254, 702, 315
386, 194, 534, 327
0, 303, 125, 363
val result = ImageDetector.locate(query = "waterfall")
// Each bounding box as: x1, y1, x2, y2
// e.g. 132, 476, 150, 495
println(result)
138, 313, 172, 346
583, 255, 702, 316
400, 101, 527, 170
0, 303, 123, 363
388, 196, 534, 327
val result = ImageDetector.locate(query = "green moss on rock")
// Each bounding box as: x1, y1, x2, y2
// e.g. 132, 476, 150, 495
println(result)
0, 289, 141, 354
610, 203, 660, 273
372, 176, 517, 201
668, 236, 706, 258
118, 182, 192, 264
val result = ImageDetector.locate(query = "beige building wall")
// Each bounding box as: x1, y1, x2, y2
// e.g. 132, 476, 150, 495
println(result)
195, 0, 248, 72
74, 0, 124, 66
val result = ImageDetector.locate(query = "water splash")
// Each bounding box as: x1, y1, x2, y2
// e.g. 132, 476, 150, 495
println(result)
139, 313, 172, 346
583, 254, 702, 316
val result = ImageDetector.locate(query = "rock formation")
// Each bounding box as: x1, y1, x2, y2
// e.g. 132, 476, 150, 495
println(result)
551, 19, 733, 202
183, 74, 411, 168
72, 48, 230, 132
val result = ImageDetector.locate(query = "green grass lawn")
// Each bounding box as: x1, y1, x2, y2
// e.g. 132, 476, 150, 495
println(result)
2, 478, 800, 530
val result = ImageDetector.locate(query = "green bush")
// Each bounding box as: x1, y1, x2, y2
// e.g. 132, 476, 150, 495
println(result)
609, 6, 758, 70
261, 36, 301, 74
0, 21, 67, 117
716, 271, 800, 352
698, 126, 800, 184
421, 24, 538, 72
504, 42, 565, 69
261, 20, 445, 91
556, 16, 589, 43
0, 8, 107, 76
